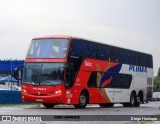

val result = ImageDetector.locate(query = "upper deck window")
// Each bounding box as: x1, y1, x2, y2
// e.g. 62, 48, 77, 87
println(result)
26, 38, 69, 58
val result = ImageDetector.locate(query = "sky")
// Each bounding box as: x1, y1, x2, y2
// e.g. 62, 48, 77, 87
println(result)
0, 0, 159, 75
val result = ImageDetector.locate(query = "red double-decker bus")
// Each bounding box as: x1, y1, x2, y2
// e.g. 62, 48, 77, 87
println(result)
14, 35, 153, 108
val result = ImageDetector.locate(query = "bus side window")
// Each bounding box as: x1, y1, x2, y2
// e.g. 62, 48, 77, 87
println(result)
137, 53, 143, 66
109, 46, 118, 62
118, 49, 128, 64
130, 52, 136, 65
71, 39, 83, 57
121, 74, 132, 88
71, 40, 77, 56
97, 45, 103, 60
101, 46, 108, 60
142, 54, 147, 67
77, 40, 84, 56
110, 73, 119, 87
146, 55, 153, 68
104, 73, 132, 88
88, 44, 95, 58
88, 72, 97, 87
83, 42, 89, 58
141, 54, 145, 67
94, 45, 97, 58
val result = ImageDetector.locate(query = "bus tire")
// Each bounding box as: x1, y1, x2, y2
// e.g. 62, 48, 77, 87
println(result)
43, 103, 55, 108
99, 103, 114, 108
74, 92, 88, 109
130, 92, 136, 107
139, 91, 144, 104
135, 95, 141, 107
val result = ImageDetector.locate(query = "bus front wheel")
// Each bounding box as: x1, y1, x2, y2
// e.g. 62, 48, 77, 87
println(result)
74, 92, 88, 109
43, 103, 55, 108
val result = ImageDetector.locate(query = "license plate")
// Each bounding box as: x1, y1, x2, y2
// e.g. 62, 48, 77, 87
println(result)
35, 98, 43, 102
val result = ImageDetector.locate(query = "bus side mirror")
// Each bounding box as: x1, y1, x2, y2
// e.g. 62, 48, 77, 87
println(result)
13, 65, 24, 80
13, 68, 19, 80
65, 66, 74, 88
59, 63, 74, 88
59, 67, 65, 81
59, 67, 70, 88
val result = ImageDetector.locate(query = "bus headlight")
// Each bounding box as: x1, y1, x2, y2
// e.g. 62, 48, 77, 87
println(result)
23, 89, 29, 93
50, 90, 61, 95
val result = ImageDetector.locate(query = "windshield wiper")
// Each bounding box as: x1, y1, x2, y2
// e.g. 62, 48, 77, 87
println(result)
23, 82, 37, 85
31, 82, 38, 86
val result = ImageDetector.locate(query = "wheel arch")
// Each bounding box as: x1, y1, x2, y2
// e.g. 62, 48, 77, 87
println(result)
131, 90, 136, 96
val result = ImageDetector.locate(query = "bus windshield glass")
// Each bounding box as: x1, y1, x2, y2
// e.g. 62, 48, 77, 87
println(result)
23, 63, 65, 85
26, 39, 69, 58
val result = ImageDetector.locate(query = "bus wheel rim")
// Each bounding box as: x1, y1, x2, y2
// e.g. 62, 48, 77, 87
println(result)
131, 96, 134, 105
80, 94, 86, 105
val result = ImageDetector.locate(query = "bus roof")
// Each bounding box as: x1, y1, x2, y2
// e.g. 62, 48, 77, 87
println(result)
32, 35, 152, 56
33, 35, 72, 40
72, 37, 153, 57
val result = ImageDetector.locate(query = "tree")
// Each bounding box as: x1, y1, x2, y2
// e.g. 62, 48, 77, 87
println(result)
154, 67, 160, 92
158, 67, 160, 77
154, 76, 160, 92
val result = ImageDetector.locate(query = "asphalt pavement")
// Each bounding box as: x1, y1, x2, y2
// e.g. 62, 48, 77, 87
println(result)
0, 102, 160, 124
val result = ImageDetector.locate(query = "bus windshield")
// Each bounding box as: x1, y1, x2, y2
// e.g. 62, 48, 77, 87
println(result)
26, 39, 69, 58
23, 63, 65, 85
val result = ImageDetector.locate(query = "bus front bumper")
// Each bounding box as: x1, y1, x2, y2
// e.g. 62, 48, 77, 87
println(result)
22, 93, 64, 104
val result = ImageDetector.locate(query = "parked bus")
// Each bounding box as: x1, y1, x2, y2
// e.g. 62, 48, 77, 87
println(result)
14, 35, 153, 108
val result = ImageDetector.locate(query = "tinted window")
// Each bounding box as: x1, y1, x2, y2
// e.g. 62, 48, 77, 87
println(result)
137, 53, 143, 66
88, 71, 132, 89
27, 39, 69, 58
88, 44, 96, 58
118, 49, 128, 64
97, 45, 108, 60
88, 72, 97, 87
105, 73, 132, 88
83, 42, 89, 57
146, 55, 153, 68
128, 51, 136, 65
71, 39, 83, 56
109, 46, 117, 62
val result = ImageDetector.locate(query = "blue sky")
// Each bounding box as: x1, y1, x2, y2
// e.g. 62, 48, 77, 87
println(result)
0, 0, 159, 75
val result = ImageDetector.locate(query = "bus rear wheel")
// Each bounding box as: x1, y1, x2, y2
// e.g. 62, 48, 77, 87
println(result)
43, 103, 55, 108
99, 103, 114, 108
130, 92, 136, 107
74, 92, 88, 109
135, 95, 141, 107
